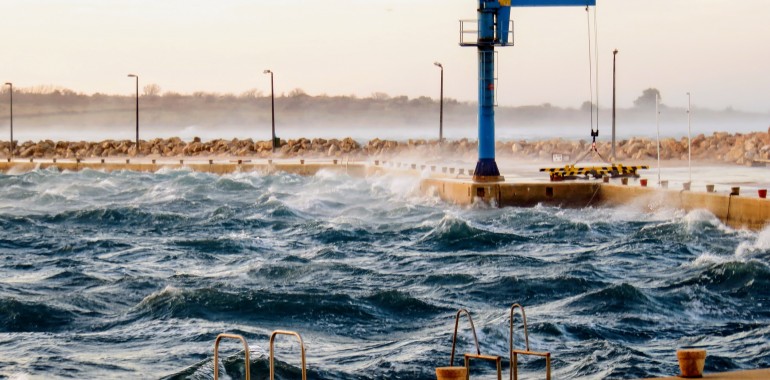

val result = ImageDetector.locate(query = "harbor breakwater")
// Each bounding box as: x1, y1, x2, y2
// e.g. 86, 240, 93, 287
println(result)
3, 129, 770, 164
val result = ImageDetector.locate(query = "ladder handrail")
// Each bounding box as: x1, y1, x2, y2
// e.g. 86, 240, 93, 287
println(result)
269, 329, 307, 380
213, 333, 251, 380
449, 308, 481, 366
509, 303, 530, 354
509, 303, 551, 380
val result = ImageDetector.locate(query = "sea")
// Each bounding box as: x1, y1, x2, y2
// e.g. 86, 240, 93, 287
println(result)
1, 167, 769, 379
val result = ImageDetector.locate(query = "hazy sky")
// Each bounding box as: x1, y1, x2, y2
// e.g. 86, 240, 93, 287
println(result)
2, 0, 769, 112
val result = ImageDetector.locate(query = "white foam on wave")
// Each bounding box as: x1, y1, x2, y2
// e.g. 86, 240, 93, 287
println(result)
735, 224, 770, 259
691, 252, 731, 266
136, 285, 181, 308
686, 219, 770, 267
365, 172, 432, 209
313, 168, 345, 180
154, 165, 193, 175
683, 209, 721, 227
9, 373, 32, 380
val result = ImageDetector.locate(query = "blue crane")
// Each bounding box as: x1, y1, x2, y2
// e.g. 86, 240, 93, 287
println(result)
464, 0, 597, 181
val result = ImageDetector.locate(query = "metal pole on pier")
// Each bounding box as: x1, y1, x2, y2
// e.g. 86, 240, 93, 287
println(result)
127, 74, 139, 153
264, 70, 276, 153
656, 93, 661, 185
611, 49, 618, 162
434, 62, 444, 143
687, 92, 692, 184
4, 82, 12, 160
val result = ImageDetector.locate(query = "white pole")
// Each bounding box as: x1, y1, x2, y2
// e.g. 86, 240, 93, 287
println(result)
656, 93, 661, 185
687, 92, 692, 184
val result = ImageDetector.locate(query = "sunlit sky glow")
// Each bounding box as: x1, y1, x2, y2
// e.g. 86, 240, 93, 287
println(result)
2, 0, 769, 112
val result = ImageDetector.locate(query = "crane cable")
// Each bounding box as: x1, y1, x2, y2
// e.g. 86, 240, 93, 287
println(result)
573, 4, 610, 166
586, 5, 595, 138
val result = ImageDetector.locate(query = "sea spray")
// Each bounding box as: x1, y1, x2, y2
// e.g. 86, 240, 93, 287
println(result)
0, 169, 768, 379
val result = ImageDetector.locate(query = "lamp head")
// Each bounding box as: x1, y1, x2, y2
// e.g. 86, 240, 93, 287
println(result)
613, 49, 618, 55
4, 82, 11, 86
263, 70, 272, 74
434, 62, 442, 68
127, 74, 137, 78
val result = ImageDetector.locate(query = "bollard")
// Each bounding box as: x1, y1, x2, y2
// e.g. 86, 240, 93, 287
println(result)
431, 166, 436, 172
373, 160, 378, 166
300, 159, 305, 165
411, 164, 416, 170
126, 159, 130, 164
76, 158, 81, 164
706, 184, 715, 193
29, 158, 33, 163
660, 180, 669, 189
436, 367, 467, 380
334, 159, 338, 165
6, 158, 9, 163
683, 182, 691, 191
677, 349, 706, 378
421, 165, 426, 170
238, 159, 242, 165
442, 167, 447, 173
759, 189, 767, 199
603, 176, 610, 183
152, 159, 156, 164
621, 178, 629, 185
208, 159, 212, 165
268, 159, 273, 165
101, 159, 105, 164
449, 168, 455, 174
730, 186, 740, 196
640, 179, 648, 187
180, 159, 184, 165
52, 158, 56, 163
459, 169, 465, 175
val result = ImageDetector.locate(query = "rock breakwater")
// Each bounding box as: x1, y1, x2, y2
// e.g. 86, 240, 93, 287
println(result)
2, 130, 769, 165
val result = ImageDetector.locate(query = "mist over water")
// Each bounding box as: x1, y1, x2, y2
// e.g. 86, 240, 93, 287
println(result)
16, 121, 766, 145
1, 168, 769, 379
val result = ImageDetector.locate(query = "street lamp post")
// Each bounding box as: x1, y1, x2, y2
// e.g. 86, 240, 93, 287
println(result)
4, 83, 12, 160
687, 92, 692, 184
263, 70, 276, 153
656, 92, 661, 185
611, 49, 618, 162
127, 74, 139, 153
434, 62, 444, 143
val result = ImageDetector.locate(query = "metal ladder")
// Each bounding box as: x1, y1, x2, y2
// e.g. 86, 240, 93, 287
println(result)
510, 303, 551, 380
449, 309, 504, 380
212, 330, 307, 380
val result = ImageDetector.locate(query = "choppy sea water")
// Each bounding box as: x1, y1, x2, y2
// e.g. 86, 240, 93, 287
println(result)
0, 168, 769, 379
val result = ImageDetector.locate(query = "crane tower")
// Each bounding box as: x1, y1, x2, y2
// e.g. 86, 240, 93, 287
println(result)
462, 0, 597, 181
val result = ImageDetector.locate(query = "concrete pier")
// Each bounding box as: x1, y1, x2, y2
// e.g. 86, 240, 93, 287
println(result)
2, 158, 769, 230
424, 178, 770, 230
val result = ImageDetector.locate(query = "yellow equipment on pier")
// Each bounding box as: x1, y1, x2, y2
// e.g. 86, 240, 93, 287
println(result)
540, 164, 649, 180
